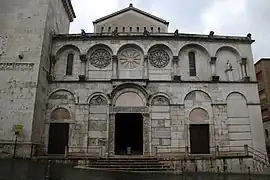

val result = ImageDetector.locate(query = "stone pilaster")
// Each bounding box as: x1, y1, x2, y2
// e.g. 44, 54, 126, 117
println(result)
173, 56, 179, 76
79, 54, 87, 80
143, 55, 149, 79
210, 57, 219, 81
48, 55, 57, 81
143, 113, 150, 155
108, 113, 116, 156
112, 55, 118, 79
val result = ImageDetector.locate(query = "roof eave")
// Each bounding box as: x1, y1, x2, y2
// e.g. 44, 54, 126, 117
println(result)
92, 7, 169, 25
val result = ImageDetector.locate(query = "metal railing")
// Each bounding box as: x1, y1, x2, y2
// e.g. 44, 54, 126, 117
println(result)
155, 145, 269, 165
32, 146, 104, 157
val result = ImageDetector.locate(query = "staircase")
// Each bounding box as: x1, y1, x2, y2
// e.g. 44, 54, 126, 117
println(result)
85, 157, 173, 172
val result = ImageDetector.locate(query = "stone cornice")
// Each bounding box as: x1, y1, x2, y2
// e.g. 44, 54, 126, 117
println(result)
48, 79, 258, 84
52, 33, 254, 44
61, 0, 76, 22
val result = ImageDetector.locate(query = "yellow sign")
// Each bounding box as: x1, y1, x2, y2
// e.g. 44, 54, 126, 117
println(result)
14, 124, 24, 133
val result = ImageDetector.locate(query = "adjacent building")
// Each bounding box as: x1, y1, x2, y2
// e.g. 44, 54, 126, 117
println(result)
0, 0, 268, 172
255, 58, 270, 154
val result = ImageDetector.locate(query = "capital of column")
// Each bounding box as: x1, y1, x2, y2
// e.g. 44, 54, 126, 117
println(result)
241, 57, 247, 65
112, 55, 118, 62
50, 55, 57, 64
144, 55, 148, 60
210, 57, 217, 65
173, 56, 179, 63
80, 54, 87, 62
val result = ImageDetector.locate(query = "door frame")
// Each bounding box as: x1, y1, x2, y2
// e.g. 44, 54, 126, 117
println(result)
108, 108, 150, 157
189, 124, 210, 154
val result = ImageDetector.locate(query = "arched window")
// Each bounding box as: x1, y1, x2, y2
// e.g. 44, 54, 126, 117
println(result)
189, 52, 196, 76
130, 27, 132, 32
137, 27, 139, 32
66, 53, 74, 75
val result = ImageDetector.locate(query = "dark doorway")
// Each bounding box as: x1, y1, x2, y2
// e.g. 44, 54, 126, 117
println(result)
190, 124, 210, 154
115, 113, 143, 155
48, 123, 69, 154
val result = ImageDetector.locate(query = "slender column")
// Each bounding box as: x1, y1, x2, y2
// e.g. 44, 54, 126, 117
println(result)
143, 55, 149, 79
112, 55, 118, 79
79, 54, 87, 80
173, 56, 179, 76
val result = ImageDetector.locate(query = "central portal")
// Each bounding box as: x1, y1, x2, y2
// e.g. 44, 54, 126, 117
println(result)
115, 113, 143, 155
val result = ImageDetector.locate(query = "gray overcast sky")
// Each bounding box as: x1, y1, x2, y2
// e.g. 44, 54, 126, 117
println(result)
70, 0, 270, 63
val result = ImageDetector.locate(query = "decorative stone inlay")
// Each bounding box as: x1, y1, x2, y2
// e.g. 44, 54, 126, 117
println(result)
0, 34, 8, 55
149, 49, 170, 68
0, 62, 34, 71
119, 48, 142, 69
152, 96, 169, 105
112, 107, 148, 113
90, 49, 111, 68
90, 95, 107, 105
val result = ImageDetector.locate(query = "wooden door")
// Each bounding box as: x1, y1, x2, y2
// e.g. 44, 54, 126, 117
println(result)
48, 123, 69, 154
190, 124, 210, 154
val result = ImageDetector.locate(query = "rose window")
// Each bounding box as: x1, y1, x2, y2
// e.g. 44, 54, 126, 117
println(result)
119, 48, 141, 69
149, 49, 170, 68
90, 49, 111, 68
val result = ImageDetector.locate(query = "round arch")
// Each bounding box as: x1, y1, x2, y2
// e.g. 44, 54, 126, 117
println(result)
149, 92, 173, 105
189, 107, 210, 121
116, 43, 145, 55
48, 88, 77, 103
147, 44, 173, 56
226, 91, 247, 102
87, 43, 113, 55
179, 43, 210, 57
87, 92, 110, 105
184, 90, 212, 102
55, 44, 81, 57
110, 83, 149, 106
215, 45, 241, 57
50, 107, 72, 120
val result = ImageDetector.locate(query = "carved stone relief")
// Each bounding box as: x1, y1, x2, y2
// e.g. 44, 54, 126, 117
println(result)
0, 63, 34, 71
0, 34, 8, 55
90, 95, 107, 105
119, 48, 142, 69
149, 49, 170, 68
90, 49, 111, 68
151, 96, 169, 105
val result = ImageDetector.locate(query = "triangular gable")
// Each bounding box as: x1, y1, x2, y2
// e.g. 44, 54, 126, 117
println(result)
93, 4, 169, 25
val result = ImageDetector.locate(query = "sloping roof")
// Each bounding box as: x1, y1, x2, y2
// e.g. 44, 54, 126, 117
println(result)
62, 0, 76, 22
93, 3, 169, 25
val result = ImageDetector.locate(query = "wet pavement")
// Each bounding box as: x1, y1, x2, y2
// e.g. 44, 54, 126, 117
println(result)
0, 159, 270, 180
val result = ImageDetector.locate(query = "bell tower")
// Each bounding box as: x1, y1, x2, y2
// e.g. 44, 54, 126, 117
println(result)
0, 0, 75, 157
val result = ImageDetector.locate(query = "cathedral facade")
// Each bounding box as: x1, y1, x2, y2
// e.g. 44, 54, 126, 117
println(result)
0, 0, 268, 172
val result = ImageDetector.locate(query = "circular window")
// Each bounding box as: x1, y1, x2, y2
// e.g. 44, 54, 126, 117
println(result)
90, 49, 111, 68
149, 49, 170, 68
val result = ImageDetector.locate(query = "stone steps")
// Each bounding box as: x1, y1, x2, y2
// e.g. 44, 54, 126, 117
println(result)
86, 157, 172, 172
